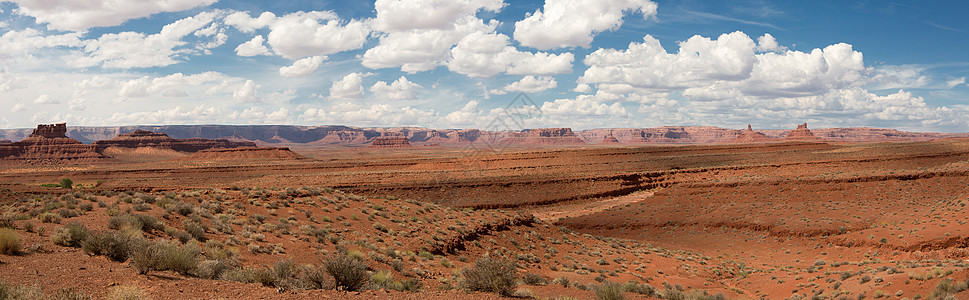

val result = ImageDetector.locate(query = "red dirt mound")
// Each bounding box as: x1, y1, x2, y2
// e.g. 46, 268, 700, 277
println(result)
178, 147, 305, 160
732, 124, 772, 143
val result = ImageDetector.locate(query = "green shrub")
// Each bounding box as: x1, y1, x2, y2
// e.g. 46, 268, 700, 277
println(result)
60, 178, 74, 189
594, 281, 627, 300
106, 285, 150, 300
52, 222, 90, 247
460, 257, 518, 296
0, 228, 22, 255
82, 231, 138, 262
324, 254, 370, 291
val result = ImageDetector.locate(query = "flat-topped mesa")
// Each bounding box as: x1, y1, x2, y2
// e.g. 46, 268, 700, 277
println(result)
732, 124, 772, 143
94, 130, 257, 152
0, 123, 104, 161
369, 133, 412, 148
506, 128, 586, 145
0, 140, 11, 145
785, 122, 822, 141
600, 132, 621, 144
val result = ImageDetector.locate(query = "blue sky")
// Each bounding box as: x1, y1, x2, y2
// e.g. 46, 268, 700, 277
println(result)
1, 0, 967, 132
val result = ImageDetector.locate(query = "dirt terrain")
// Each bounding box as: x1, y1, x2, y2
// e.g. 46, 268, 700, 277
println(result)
3, 137, 969, 299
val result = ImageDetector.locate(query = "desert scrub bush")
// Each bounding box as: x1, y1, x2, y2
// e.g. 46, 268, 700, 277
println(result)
183, 220, 207, 242
108, 214, 162, 232
106, 285, 150, 300
324, 254, 370, 291
56, 208, 80, 218
595, 281, 627, 300
460, 257, 518, 296
0, 228, 22, 255
51, 222, 90, 247
82, 231, 138, 262
522, 273, 547, 285
0, 281, 44, 299
299, 264, 331, 290
931, 278, 969, 299
38, 212, 62, 223
131, 239, 200, 276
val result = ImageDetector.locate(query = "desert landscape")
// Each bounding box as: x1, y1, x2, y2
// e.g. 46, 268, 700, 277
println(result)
1, 123, 969, 299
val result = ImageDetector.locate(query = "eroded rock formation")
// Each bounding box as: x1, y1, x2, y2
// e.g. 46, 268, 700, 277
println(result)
600, 132, 621, 144
732, 124, 773, 143
93, 130, 257, 152
785, 123, 822, 141
0, 123, 105, 161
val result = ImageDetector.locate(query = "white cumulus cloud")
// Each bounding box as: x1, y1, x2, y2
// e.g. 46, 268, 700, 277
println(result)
447, 31, 573, 77
68, 11, 223, 69
233, 80, 261, 103
370, 76, 422, 100
329, 72, 369, 100
279, 55, 326, 77
514, 0, 657, 50
235, 35, 272, 57
9, 0, 216, 31
373, 0, 504, 31
363, 16, 495, 73
492, 76, 558, 94
33, 94, 57, 104
226, 11, 370, 60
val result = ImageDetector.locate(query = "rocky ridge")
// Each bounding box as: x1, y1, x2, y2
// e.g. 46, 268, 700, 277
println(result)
93, 130, 256, 152
0, 124, 963, 148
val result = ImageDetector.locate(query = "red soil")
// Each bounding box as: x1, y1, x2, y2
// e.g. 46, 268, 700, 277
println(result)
2, 138, 969, 298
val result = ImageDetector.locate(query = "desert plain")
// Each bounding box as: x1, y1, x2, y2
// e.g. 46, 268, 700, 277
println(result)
2, 124, 969, 299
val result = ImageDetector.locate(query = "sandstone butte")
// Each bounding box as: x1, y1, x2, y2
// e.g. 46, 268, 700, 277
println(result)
732, 124, 773, 143
93, 129, 257, 152
0, 123, 105, 161
785, 122, 823, 141
599, 132, 621, 144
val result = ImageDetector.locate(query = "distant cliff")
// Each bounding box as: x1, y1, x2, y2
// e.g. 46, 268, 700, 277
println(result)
0, 124, 963, 147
